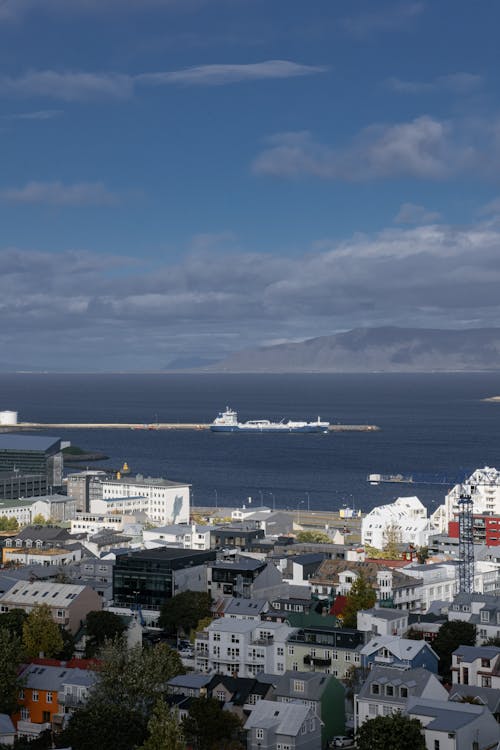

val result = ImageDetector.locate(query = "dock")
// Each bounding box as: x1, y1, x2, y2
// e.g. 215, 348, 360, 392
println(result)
9, 422, 380, 432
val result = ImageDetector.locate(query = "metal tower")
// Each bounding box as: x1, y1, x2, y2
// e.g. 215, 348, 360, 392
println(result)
457, 485, 475, 594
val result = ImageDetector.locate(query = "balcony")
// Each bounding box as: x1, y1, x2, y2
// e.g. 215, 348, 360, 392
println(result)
17, 721, 51, 738
252, 638, 273, 646
58, 693, 86, 708
303, 655, 332, 667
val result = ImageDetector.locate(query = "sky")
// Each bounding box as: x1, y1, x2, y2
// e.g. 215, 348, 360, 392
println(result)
1, 0, 500, 370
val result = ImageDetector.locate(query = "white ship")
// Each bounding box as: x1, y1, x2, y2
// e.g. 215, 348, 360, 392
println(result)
211, 407, 330, 433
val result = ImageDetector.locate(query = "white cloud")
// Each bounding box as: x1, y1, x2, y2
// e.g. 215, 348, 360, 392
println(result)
0, 0, 194, 21
341, 2, 424, 38
386, 72, 483, 94
0, 109, 63, 120
0, 181, 119, 206
394, 202, 441, 224
252, 117, 457, 181
479, 197, 500, 216
0, 61, 325, 100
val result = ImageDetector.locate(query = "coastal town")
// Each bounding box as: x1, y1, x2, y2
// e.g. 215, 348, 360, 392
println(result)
0, 431, 499, 750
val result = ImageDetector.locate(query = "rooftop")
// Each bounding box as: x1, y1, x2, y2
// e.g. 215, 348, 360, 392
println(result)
103, 474, 189, 488
0, 434, 61, 451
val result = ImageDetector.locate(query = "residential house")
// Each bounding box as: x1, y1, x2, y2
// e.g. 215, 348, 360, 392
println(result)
222, 597, 270, 620
244, 700, 321, 750
431, 466, 500, 533
451, 645, 500, 689
357, 607, 409, 638
354, 666, 448, 730
207, 558, 285, 600
0, 581, 102, 633
205, 675, 273, 722
210, 525, 265, 550
0, 715, 15, 746
274, 671, 345, 747
242, 510, 294, 537
362, 496, 435, 549
143, 523, 212, 551
194, 618, 296, 677
404, 561, 500, 612
407, 697, 500, 750
360, 635, 439, 673
448, 592, 500, 644
449, 684, 500, 722
285, 626, 364, 679
282, 554, 327, 587
166, 673, 213, 698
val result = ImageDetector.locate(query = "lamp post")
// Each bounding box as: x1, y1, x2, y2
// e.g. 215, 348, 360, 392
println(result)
259, 489, 263, 506
269, 492, 275, 511
306, 491, 310, 512
214, 489, 218, 509
297, 499, 305, 526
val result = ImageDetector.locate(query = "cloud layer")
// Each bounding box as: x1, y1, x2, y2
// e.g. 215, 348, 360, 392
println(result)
0, 181, 119, 206
3, 214, 500, 369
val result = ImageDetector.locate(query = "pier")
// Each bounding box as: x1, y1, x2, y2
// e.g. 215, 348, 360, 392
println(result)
8, 422, 380, 432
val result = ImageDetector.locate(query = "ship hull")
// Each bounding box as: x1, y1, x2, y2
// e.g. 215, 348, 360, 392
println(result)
210, 424, 329, 433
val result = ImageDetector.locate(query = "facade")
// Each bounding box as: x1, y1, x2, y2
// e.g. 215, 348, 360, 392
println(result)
360, 635, 439, 673
90, 474, 190, 525
357, 608, 409, 637
404, 560, 500, 611
0, 581, 102, 633
407, 697, 500, 750
431, 466, 500, 533
70, 512, 127, 535
3, 546, 82, 567
143, 523, 212, 550
66, 470, 108, 513
207, 558, 285, 600
210, 525, 265, 550
285, 626, 364, 679
194, 618, 296, 677
112, 547, 215, 608
448, 512, 500, 546
0, 494, 77, 526
0, 471, 47, 500
451, 645, 500, 689
354, 666, 448, 731
0, 435, 63, 488
244, 700, 321, 750
448, 592, 500, 644
362, 496, 435, 549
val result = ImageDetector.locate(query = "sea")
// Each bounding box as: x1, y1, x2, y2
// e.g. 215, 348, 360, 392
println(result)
1, 372, 499, 515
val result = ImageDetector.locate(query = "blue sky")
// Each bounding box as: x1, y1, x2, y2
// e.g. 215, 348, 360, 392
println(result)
1, 0, 500, 370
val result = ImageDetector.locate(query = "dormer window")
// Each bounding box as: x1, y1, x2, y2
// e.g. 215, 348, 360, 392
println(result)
385, 685, 394, 696
480, 611, 490, 623
371, 683, 380, 695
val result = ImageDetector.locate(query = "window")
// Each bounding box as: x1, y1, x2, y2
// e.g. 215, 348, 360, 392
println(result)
383, 706, 392, 716
368, 704, 377, 716
385, 685, 394, 697
32, 691, 39, 702
256, 729, 264, 740
19, 689, 24, 699
216, 690, 225, 701
277, 662, 284, 672
482, 676, 492, 688
21, 708, 30, 721
309, 718, 315, 731
434, 741, 440, 750
293, 680, 305, 692
292, 661, 298, 671
400, 687, 408, 698
277, 647, 284, 656
42, 711, 51, 723
288, 645, 294, 655
371, 683, 380, 695
213, 633, 220, 642
46, 692, 52, 703
481, 658, 490, 668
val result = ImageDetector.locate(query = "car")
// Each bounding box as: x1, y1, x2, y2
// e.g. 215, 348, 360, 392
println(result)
178, 647, 194, 658
330, 737, 353, 748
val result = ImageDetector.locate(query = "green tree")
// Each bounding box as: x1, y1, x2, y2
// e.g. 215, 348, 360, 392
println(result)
190, 616, 213, 643
0, 608, 27, 639
483, 635, 500, 647
404, 627, 424, 640
433, 620, 477, 680
0, 516, 18, 531
296, 530, 332, 543
159, 591, 212, 635
84, 610, 126, 657
0, 628, 24, 714
381, 523, 402, 558
182, 697, 242, 750
22, 603, 64, 658
61, 639, 184, 750
32, 514, 47, 525
416, 546, 429, 564
341, 574, 377, 628
138, 699, 184, 750
356, 713, 426, 750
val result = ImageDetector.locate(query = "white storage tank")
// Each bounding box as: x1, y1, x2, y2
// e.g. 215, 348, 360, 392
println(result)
0, 410, 18, 426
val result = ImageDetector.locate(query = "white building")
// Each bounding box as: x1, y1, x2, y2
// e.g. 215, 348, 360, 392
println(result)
143, 523, 212, 550
194, 618, 296, 677
431, 466, 500, 533
90, 474, 190, 525
404, 560, 500, 612
362, 496, 436, 549
70, 512, 128, 535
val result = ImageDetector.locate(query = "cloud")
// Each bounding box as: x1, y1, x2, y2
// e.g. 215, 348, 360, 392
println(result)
341, 2, 424, 38
0, 181, 119, 206
3, 217, 500, 369
394, 203, 441, 224
386, 72, 483, 94
0, 0, 196, 21
478, 197, 500, 216
0, 109, 63, 121
252, 117, 457, 181
0, 61, 325, 100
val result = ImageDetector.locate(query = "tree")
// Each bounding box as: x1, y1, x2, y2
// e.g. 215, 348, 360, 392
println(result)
341, 574, 377, 628
22, 603, 64, 658
416, 546, 429, 564
84, 610, 126, 657
404, 627, 424, 640
190, 616, 213, 643
182, 697, 242, 750
32, 514, 46, 526
61, 639, 184, 750
483, 635, 500, 647
138, 699, 184, 750
295, 530, 332, 543
432, 620, 477, 680
356, 713, 426, 750
0, 628, 24, 714
0, 608, 27, 639
381, 523, 402, 558
159, 591, 212, 635
0, 516, 18, 531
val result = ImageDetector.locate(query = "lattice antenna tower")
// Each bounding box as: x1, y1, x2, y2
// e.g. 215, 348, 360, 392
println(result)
457, 484, 475, 594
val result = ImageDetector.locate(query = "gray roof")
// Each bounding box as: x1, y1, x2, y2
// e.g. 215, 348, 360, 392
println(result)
408, 698, 488, 731
167, 674, 213, 690
0, 434, 61, 451
20, 663, 97, 691
244, 699, 311, 736
357, 666, 438, 702
16, 526, 71, 542
361, 635, 435, 662
209, 558, 264, 571
449, 684, 500, 714
0, 714, 15, 736
361, 607, 406, 621
452, 645, 500, 661
274, 670, 336, 701
224, 598, 268, 616
290, 553, 326, 565
104, 474, 188, 488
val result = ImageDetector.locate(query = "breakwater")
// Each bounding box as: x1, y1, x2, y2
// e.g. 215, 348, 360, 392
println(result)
12, 422, 379, 432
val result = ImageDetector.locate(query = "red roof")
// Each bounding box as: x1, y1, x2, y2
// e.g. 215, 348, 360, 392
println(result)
330, 595, 348, 616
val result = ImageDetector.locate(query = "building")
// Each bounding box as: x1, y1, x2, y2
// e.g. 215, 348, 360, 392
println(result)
66, 470, 108, 513
3, 546, 82, 567
207, 558, 285, 600
0, 581, 102, 633
360, 635, 439, 673
362, 496, 435, 549
448, 512, 500, 546
143, 523, 212, 551
448, 592, 500, 644
407, 697, 500, 750
70, 512, 127, 536
285, 626, 364, 678
90, 473, 190, 525
210, 525, 265, 550
357, 608, 409, 638
0, 435, 63, 489
404, 560, 500, 611
451, 645, 500, 689
194, 618, 296, 677
112, 547, 215, 608
0, 494, 77, 526
0, 471, 48, 500
431, 466, 500, 533
244, 699, 322, 750
354, 666, 448, 731
274, 670, 346, 746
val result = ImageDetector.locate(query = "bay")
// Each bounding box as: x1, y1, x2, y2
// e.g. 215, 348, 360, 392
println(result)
1, 372, 499, 514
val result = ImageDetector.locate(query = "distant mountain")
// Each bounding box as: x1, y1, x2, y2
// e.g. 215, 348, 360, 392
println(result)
209, 327, 500, 372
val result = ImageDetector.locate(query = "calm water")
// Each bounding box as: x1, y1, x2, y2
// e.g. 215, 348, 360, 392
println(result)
1, 372, 499, 514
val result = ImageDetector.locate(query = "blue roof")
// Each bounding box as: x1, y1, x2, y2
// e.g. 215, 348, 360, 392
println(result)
0, 434, 61, 451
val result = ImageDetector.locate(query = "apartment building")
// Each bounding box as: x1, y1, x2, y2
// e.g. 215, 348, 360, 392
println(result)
90, 474, 190, 525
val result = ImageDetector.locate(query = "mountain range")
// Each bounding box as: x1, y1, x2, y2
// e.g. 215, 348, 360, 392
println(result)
205, 327, 500, 372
